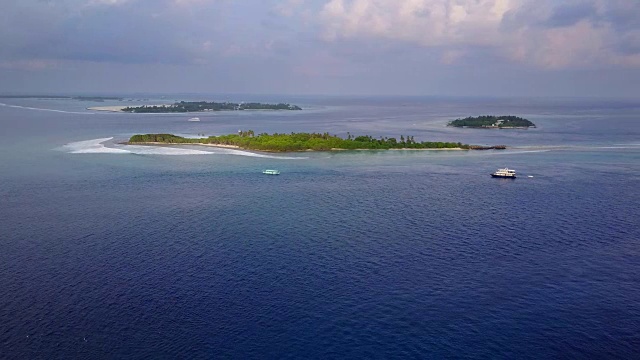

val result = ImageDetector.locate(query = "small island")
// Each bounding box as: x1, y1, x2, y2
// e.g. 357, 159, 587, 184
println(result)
129, 132, 480, 152
122, 101, 302, 113
448, 115, 535, 129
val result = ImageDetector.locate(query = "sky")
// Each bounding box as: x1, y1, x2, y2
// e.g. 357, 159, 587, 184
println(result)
1, 0, 639, 97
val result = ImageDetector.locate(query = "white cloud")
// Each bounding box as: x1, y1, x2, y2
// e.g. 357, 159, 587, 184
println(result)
320, 0, 510, 46
318, 0, 640, 69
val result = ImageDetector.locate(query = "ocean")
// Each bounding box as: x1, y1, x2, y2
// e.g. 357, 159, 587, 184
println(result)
1, 96, 639, 358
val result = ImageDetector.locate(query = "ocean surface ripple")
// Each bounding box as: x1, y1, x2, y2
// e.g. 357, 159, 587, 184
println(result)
2, 164, 639, 358
1, 96, 639, 358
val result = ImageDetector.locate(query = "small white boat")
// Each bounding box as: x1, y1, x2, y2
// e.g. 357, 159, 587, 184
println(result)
491, 168, 516, 178
188, 117, 200, 122
263, 169, 280, 175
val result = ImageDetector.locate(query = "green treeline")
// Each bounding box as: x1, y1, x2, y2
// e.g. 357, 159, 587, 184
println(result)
448, 115, 535, 128
122, 101, 302, 113
129, 132, 468, 152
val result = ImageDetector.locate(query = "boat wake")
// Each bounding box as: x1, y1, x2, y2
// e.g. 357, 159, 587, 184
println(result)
494, 143, 640, 154
62, 138, 307, 159
477, 149, 553, 156
594, 145, 640, 149
0, 102, 93, 114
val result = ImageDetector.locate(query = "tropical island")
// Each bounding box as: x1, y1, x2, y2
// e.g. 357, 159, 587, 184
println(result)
448, 115, 535, 128
122, 101, 302, 113
128, 132, 506, 152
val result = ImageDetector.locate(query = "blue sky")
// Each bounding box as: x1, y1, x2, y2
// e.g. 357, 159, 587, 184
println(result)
2, 0, 639, 97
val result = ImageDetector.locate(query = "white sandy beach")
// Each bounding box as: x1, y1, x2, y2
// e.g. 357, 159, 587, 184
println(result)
87, 106, 127, 112
88, 105, 171, 112
130, 142, 241, 150
132, 142, 465, 152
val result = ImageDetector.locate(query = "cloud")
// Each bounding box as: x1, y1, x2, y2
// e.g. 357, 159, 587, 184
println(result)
542, 2, 596, 28
2, 0, 639, 97
318, 0, 640, 69
0, 0, 241, 66
320, 0, 510, 46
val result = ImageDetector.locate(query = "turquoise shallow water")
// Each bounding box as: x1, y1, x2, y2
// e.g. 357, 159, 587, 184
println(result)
1, 96, 639, 358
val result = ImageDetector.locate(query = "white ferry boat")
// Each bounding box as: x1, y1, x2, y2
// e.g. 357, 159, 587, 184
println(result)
263, 169, 280, 175
491, 168, 516, 178
188, 117, 200, 122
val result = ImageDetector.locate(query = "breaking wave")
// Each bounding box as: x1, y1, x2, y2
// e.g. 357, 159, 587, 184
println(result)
63, 138, 131, 154
211, 147, 306, 159
62, 138, 307, 159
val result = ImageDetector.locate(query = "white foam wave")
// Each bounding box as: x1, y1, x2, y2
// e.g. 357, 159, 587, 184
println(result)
213, 147, 307, 159
63, 138, 131, 154
124, 145, 213, 155
63, 138, 211, 155
62, 138, 307, 159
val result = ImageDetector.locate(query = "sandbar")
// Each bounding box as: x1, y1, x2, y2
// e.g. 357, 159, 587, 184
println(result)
129, 142, 241, 150
88, 105, 171, 112
130, 142, 465, 152
329, 147, 465, 151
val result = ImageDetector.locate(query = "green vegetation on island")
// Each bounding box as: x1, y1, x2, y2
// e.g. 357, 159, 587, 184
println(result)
129, 132, 472, 152
122, 101, 302, 113
448, 115, 535, 128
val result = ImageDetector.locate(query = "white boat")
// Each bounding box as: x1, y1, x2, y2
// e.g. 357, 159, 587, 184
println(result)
491, 168, 516, 178
263, 169, 280, 175
188, 117, 200, 122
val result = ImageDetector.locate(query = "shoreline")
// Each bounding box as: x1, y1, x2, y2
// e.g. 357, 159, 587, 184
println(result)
88, 106, 302, 113
87, 106, 126, 112
448, 125, 536, 129
88, 105, 171, 112
330, 147, 466, 151
128, 142, 241, 150
127, 141, 467, 152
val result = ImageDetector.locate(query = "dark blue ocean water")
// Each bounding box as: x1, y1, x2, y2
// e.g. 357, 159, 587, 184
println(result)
1, 96, 639, 358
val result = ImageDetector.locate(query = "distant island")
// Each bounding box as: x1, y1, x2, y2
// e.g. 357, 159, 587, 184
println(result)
74, 96, 125, 102
122, 101, 302, 113
128, 132, 506, 152
448, 115, 536, 129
